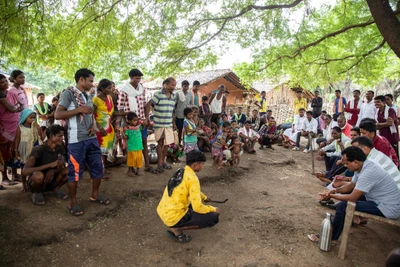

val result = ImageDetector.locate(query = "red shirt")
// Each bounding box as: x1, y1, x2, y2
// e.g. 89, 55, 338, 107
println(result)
344, 99, 361, 126
373, 135, 399, 166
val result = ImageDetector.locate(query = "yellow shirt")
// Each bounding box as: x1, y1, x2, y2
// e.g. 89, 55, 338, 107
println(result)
254, 95, 267, 112
157, 166, 216, 227
294, 98, 307, 114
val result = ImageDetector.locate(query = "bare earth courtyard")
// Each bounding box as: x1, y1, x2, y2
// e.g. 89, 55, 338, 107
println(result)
1, 145, 399, 267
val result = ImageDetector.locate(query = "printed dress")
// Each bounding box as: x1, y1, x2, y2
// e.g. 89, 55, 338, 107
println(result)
183, 118, 198, 154
93, 95, 115, 157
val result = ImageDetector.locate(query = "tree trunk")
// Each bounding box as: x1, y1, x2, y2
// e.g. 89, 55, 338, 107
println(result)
366, 0, 400, 58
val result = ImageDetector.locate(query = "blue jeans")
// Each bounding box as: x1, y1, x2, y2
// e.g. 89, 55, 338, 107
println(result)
332, 196, 384, 240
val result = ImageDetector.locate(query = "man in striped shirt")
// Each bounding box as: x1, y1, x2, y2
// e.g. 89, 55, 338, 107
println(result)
145, 77, 176, 174
351, 136, 400, 188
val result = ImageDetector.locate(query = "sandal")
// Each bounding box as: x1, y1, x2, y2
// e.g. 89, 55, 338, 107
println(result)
52, 189, 69, 200
307, 233, 320, 243
162, 163, 172, 169
151, 166, 164, 174
31, 192, 45, 206
2, 179, 18, 186
166, 230, 191, 243
90, 195, 111, 205
0, 185, 5, 190
69, 205, 84, 216
145, 166, 155, 173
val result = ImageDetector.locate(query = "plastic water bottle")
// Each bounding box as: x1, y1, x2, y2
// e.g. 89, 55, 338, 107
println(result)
319, 213, 333, 252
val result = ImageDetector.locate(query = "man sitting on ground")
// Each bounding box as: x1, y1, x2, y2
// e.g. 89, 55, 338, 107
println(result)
294, 110, 318, 153
316, 127, 350, 184
283, 108, 306, 147
309, 146, 400, 243
337, 116, 352, 138
238, 120, 260, 154
22, 124, 68, 205
258, 116, 283, 150
157, 150, 220, 243
359, 118, 399, 166
231, 106, 247, 127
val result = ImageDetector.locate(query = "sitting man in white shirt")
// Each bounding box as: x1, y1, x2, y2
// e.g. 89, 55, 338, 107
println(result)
238, 120, 261, 154
283, 108, 306, 147
294, 110, 318, 153
317, 114, 338, 148
316, 126, 350, 184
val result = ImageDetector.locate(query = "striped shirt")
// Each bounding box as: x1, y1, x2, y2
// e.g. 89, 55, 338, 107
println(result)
368, 148, 400, 188
150, 88, 176, 128
352, 159, 400, 219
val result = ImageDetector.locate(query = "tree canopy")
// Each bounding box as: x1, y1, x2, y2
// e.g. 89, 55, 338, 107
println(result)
1, 0, 399, 88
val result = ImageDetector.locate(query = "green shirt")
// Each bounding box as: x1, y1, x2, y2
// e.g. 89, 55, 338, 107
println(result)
125, 126, 143, 151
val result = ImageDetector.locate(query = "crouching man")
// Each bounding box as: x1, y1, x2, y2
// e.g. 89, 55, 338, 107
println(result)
22, 124, 69, 205
157, 150, 220, 243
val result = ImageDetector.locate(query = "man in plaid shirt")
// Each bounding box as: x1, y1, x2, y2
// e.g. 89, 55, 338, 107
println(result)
117, 69, 153, 173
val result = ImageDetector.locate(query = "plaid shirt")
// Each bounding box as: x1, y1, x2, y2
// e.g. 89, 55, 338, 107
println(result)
258, 123, 277, 137
117, 84, 147, 120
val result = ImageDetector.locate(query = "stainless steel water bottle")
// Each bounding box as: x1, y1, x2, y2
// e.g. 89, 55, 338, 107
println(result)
319, 213, 333, 252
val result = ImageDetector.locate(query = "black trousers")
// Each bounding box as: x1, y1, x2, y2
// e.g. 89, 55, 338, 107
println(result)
172, 208, 219, 229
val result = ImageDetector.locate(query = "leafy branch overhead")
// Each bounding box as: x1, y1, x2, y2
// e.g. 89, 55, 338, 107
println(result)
0, 0, 399, 88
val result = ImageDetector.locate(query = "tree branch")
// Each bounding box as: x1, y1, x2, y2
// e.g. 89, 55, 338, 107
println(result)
258, 10, 400, 72
338, 39, 386, 74
194, 0, 304, 25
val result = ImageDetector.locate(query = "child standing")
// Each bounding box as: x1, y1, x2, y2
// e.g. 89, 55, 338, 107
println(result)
228, 137, 243, 167
14, 109, 43, 185
183, 107, 199, 154
123, 112, 143, 177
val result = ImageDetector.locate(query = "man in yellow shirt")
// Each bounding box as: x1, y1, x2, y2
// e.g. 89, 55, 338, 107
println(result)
157, 150, 220, 243
294, 90, 307, 114
255, 91, 268, 117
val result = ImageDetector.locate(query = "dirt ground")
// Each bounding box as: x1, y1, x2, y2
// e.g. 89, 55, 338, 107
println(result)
1, 142, 399, 267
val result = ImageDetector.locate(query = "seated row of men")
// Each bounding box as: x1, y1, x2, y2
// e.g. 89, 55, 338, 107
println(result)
307, 118, 400, 243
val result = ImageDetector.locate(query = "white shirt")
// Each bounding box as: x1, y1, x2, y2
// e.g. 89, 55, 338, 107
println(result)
323, 121, 338, 140
210, 94, 223, 113
356, 100, 376, 126
388, 105, 399, 116
293, 115, 306, 131
301, 118, 318, 133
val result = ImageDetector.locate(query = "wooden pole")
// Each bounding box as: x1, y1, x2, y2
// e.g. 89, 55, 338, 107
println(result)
309, 133, 315, 175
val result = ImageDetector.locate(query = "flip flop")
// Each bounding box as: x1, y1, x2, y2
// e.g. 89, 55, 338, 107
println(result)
31, 192, 45, 206
69, 205, 84, 216
2, 180, 18, 186
152, 166, 164, 174
162, 163, 172, 169
307, 233, 319, 243
145, 166, 155, 173
89, 195, 111, 205
52, 189, 69, 200
166, 230, 191, 243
